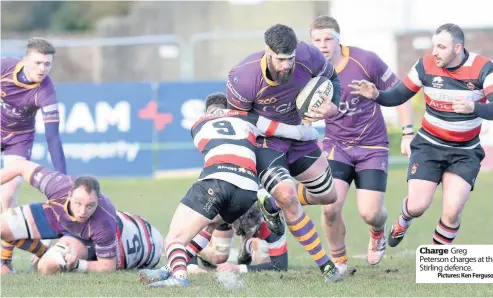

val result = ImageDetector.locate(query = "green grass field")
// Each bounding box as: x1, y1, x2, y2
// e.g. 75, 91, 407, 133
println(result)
1, 167, 492, 297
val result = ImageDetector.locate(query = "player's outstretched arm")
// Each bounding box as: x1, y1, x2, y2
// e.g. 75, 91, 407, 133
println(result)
248, 114, 319, 141
244, 252, 288, 272
86, 257, 117, 272
350, 59, 424, 107
0, 160, 39, 185
349, 80, 417, 107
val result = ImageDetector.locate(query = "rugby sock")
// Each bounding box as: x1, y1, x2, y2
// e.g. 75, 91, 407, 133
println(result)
398, 196, 414, 228
330, 245, 348, 264
287, 211, 332, 271
185, 230, 211, 259
0, 240, 15, 261
165, 242, 188, 280
296, 183, 312, 206
264, 196, 281, 214
370, 225, 385, 238
1, 239, 48, 261
433, 219, 459, 245
264, 183, 311, 214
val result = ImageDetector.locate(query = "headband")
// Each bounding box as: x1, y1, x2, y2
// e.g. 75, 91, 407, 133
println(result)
265, 45, 296, 59
311, 28, 340, 40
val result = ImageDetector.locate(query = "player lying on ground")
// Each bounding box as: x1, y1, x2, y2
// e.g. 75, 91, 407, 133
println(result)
306, 15, 415, 270
144, 92, 324, 288
0, 160, 117, 274
349, 23, 493, 246
137, 196, 288, 284
1, 37, 67, 213
227, 23, 343, 282
28, 210, 163, 274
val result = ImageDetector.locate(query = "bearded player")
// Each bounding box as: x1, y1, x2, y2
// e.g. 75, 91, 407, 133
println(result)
349, 23, 493, 246
1, 37, 67, 213
305, 16, 415, 271
140, 93, 321, 288
226, 23, 343, 282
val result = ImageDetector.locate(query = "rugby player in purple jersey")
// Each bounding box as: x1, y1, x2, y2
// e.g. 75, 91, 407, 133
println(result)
226, 24, 344, 282
1, 37, 66, 213
0, 160, 117, 274
308, 16, 415, 271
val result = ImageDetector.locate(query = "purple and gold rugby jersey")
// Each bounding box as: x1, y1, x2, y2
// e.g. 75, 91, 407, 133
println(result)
30, 166, 117, 258
226, 41, 335, 160
325, 45, 400, 147
1, 57, 59, 158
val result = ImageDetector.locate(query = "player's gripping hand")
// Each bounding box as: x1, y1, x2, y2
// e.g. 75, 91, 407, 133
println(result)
216, 262, 241, 272
452, 97, 475, 114
187, 264, 208, 275
298, 125, 320, 141
304, 95, 338, 122
348, 80, 379, 100
63, 247, 79, 271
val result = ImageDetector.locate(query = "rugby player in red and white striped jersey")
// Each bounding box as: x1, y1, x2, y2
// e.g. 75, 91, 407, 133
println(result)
149, 92, 320, 287
349, 23, 493, 247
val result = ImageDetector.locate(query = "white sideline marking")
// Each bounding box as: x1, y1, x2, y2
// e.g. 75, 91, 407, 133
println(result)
351, 249, 415, 260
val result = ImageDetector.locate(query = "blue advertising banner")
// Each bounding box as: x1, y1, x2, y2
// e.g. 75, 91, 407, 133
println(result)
156, 81, 226, 171
27, 80, 325, 177
32, 83, 156, 177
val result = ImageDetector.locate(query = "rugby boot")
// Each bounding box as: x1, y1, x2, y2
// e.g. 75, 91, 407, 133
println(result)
387, 219, 410, 248
256, 191, 285, 236
321, 262, 343, 283
334, 260, 357, 276
0, 259, 15, 274
138, 265, 171, 285
368, 224, 387, 265
147, 276, 190, 288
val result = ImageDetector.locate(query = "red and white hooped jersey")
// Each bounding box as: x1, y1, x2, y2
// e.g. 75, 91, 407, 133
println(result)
191, 109, 313, 191
115, 211, 163, 270
403, 51, 493, 148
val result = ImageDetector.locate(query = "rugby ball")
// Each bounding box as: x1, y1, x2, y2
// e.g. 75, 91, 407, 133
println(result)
296, 76, 334, 118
